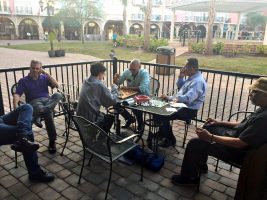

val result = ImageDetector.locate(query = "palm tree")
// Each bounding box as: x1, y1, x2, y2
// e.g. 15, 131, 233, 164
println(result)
206, 0, 215, 55
143, 0, 152, 50
121, 0, 128, 35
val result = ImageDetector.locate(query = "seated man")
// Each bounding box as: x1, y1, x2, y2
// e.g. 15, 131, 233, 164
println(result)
156, 58, 207, 147
113, 59, 150, 131
0, 104, 54, 182
77, 62, 117, 133
171, 77, 267, 186
13, 60, 63, 154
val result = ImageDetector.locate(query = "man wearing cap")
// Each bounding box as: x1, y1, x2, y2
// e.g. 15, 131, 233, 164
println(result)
171, 77, 267, 186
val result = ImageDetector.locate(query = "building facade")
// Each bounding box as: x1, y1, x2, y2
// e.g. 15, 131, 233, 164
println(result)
0, 0, 260, 41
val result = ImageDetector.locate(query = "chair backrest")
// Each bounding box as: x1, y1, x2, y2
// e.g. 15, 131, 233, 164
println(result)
150, 76, 160, 96
72, 115, 110, 157
58, 83, 79, 103
11, 83, 26, 105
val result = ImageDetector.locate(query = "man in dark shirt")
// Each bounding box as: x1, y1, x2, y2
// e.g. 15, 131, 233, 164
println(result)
13, 60, 62, 154
172, 77, 267, 186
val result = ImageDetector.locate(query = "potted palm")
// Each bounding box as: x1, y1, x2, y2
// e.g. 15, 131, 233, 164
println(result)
48, 31, 56, 57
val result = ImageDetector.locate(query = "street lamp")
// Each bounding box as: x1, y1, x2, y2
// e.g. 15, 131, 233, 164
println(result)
39, 0, 55, 16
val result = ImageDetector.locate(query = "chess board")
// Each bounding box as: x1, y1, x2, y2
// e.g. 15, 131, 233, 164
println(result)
118, 89, 138, 99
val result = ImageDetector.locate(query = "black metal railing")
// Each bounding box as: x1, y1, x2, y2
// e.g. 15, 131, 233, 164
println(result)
0, 59, 265, 122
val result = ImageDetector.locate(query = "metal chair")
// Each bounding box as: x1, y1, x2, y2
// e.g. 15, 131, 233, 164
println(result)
72, 115, 143, 200
215, 111, 254, 172
150, 76, 160, 96
57, 83, 79, 156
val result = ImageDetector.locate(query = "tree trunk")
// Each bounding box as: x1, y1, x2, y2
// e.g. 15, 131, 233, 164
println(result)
123, 6, 127, 35
144, 0, 152, 50
206, 0, 216, 55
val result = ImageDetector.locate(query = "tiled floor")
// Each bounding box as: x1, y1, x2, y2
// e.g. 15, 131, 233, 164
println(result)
0, 116, 239, 200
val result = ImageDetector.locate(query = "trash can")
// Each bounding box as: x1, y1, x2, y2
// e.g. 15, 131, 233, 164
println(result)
155, 46, 176, 75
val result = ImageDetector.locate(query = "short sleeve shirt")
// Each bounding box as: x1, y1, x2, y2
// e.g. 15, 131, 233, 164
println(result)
235, 107, 267, 148
16, 74, 51, 102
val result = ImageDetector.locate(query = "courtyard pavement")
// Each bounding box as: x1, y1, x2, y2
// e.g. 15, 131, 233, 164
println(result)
0, 41, 239, 200
0, 116, 239, 200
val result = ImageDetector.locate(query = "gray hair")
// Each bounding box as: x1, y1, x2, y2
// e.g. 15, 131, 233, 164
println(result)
130, 59, 141, 67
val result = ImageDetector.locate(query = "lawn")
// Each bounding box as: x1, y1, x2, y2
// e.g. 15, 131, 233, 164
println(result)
2, 41, 267, 75
176, 53, 267, 75
1, 41, 156, 62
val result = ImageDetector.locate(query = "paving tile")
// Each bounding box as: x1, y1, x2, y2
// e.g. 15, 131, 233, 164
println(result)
0, 185, 10, 199
38, 187, 61, 200
61, 186, 84, 200
8, 182, 31, 198
48, 178, 70, 192
210, 191, 228, 200
158, 187, 180, 200
204, 179, 227, 193
0, 175, 19, 188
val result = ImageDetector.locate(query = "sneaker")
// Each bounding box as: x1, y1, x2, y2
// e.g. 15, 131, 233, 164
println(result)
200, 164, 208, 174
11, 138, 39, 153
33, 117, 43, 128
29, 169, 55, 183
172, 174, 199, 186
48, 141, 57, 154
158, 138, 176, 148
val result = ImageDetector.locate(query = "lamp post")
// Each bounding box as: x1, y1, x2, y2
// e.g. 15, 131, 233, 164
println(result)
39, 0, 55, 33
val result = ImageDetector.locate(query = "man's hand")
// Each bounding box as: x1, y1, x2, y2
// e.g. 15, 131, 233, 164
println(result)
178, 67, 185, 78
195, 127, 212, 142
204, 118, 219, 126
40, 68, 48, 75
113, 73, 120, 84
160, 94, 168, 101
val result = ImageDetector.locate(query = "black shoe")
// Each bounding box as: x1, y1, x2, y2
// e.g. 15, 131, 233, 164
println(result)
121, 118, 135, 128
172, 174, 199, 186
48, 141, 57, 154
33, 117, 43, 128
11, 138, 39, 153
200, 164, 208, 174
29, 169, 55, 183
158, 138, 176, 148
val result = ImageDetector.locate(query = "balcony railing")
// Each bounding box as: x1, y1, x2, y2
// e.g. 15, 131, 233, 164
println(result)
0, 59, 264, 122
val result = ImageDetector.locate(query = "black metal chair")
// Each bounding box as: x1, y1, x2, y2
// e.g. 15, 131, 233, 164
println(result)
57, 83, 79, 156
72, 115, 143, 200
215, 110, 254, 172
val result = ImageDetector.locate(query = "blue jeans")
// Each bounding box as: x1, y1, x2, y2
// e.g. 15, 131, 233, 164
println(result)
0, 104, 40, 175
29, 92, 63, 141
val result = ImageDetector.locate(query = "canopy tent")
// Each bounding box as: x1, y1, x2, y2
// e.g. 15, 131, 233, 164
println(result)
169, 0, 267, 44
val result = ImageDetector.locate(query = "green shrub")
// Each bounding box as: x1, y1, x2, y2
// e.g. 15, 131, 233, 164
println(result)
213, 42, 224, 54
148, 38, 168, 52
191, 42, 205, 53
256, 45, 267, 54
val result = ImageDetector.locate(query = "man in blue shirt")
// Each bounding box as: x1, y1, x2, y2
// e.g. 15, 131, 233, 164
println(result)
157, 58, 207, 147
113, 59, 150, 131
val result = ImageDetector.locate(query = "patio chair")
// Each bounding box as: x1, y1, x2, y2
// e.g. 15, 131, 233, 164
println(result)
72, 115, 143, 200
215, 110, 254, 172
57, 83, 79, 156
150, 76, 160, 96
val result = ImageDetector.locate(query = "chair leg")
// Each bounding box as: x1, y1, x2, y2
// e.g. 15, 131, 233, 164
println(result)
182, 123, 189, 148
78, 149, 86, 184
61, 117, 71, 156
229, 165, 233, 171
215, 159, 219, 172
87, 154, 94, 166
15, 151, 18, 168
105, 162, 112, 200
140, 138, 145, 182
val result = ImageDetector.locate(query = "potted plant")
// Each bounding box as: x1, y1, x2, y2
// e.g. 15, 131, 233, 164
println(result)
47, 31, 56, 57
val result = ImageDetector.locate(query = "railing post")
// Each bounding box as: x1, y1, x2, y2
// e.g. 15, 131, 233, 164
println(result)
112, 57, 118, 76
0, 82, 5, 115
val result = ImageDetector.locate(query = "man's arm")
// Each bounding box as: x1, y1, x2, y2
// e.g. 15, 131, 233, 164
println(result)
13, 94, 21, 109
205, 118, 240, 128
41, 69, 59, 88
196, 127, 247, 149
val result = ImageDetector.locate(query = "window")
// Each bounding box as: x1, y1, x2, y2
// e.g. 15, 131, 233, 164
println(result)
152, 15, 161, 21
3, 0, 7, 11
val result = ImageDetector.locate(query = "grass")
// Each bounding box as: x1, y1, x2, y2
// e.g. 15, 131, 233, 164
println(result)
2, 41, 267, 75
1, 41, 156, 62
175, 53, 267, 75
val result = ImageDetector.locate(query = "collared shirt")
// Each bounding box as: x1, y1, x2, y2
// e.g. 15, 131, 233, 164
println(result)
16, 74, 51, 102
168, 71, 207, 110
236, 107, 267, 148
77, 76, 118, 122
117, 68, 150, 96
